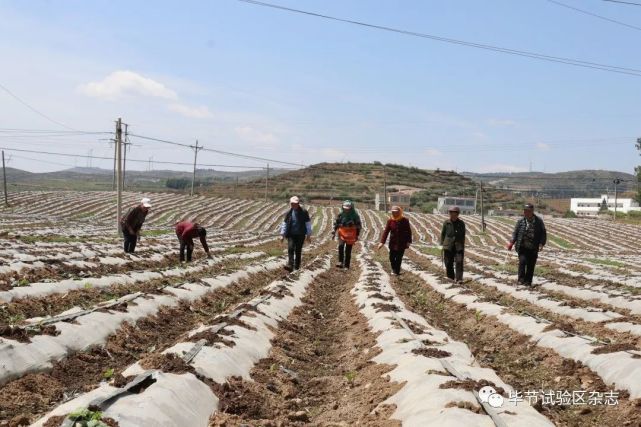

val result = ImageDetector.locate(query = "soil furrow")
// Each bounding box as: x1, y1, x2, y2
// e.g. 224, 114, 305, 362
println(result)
209, 252, 402, 426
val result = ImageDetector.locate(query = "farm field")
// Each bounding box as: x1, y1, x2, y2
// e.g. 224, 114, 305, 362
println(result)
0, 191, 640, 426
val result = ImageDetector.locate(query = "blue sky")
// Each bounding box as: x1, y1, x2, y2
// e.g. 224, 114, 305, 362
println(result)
0, 0, 640, 174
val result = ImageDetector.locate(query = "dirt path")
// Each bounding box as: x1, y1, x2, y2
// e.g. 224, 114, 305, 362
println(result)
210, 252, 402, 426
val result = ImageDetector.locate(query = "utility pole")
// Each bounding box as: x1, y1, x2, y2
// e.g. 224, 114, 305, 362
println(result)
2, 151, 8, 207
235, 175, 239, 196
613, 178, 622, 221
480, 181, 485, 231
122, 124, 129, 190
474, 187, 479, 215
383, 163, 388, 212
112, 139, 117, 190
116, 118, 123, 234
264, 163, 270, 202
190, 140, 202, 196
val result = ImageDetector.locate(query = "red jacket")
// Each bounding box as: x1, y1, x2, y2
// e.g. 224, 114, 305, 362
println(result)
380, 217, 412, 251
175, 221, 209, 252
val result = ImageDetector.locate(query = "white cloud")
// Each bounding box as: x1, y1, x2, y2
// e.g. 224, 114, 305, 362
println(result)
477, 163, 528, 173
536, 143, 551, 151
168, 103, 213, 119
425, 148, 442, 157
488, 118, 517, 127
79, 70, 178, 101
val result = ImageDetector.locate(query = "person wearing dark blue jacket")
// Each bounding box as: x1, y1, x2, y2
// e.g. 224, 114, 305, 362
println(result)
280, 196, 312, 271
507, 203, 547, 287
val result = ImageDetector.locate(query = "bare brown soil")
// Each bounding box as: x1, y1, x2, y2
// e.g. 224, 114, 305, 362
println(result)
389, 265, 641, 427
209, 254, 402, 426
0, 266, 286, 424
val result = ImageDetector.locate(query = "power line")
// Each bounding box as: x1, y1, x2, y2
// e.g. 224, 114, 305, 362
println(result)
128, 133, 304, 167
602, 0, 641, 6
546, 0, 641, 31
0, 83, 79, 131
235, 0, 641, 77
0, 146, 283, 169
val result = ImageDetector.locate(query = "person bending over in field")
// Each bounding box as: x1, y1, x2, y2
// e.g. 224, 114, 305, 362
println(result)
120, 197, 151, 254
332, 200, 361, 269
280, 196, 312, 272
377, 205, 413, 276
507, 203, 547, 287
175, 220, 212, 262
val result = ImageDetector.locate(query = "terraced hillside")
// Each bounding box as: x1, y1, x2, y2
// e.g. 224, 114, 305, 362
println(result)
0, 191, 639, 426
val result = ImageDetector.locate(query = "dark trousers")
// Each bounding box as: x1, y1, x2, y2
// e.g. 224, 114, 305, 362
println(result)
179, 239, 194, 262
287, 235, 306, 270
123, 230, 137, 253
389, 249, 405, 275
518, 248, 539, 284
338, 242, 353, 268
444, 249, 464, 281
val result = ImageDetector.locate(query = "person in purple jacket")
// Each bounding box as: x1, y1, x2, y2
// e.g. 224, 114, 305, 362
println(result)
377, 205, 413, 276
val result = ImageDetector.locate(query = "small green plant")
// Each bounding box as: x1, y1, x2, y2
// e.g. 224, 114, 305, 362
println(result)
84, 282, 93, 289
344, 371, 357, 384
8, 313, 25, 325
67, 408, 109, 427
16, 278, 29, 287
474, 310, 484, 324
217, 299, 228, 311
412, 291, 428, 307
102, 368, 114, 380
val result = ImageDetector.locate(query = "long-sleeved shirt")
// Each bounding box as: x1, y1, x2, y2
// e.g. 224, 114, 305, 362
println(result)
280, 208, 312, 237
120, 206, 148, 234
175, 221, 209, 252
380, 217, 412, 251
440, 219, 466, 251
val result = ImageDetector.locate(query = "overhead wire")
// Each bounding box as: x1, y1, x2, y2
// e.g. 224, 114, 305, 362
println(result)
128, 133, 304, 166
0, 83, 80, 131
545, 0, 641, 31
0, 146, 282, 170
602, 0, 641, 6
235, 0, 641, 77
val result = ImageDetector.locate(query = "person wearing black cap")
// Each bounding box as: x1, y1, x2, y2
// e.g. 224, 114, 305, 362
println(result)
507, 203, 547, 286
440, 206, 466, 283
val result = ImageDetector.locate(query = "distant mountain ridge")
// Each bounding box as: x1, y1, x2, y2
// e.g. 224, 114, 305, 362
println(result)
463, 170, 637, 197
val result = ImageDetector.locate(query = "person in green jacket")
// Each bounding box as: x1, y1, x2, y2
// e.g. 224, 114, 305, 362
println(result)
440, 206, 466, 283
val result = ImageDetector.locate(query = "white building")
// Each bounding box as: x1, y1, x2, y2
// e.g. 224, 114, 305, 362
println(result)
570, 194, 641, 217
435, 196, 476, 214
375, 191, 412, 211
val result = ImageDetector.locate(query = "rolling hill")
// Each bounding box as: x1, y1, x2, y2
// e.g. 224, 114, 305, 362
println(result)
463, 170, 638, 198
221, 162, 505, 211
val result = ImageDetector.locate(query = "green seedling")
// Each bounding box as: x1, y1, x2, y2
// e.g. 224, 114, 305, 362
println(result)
67, 408, 109, 427
102, 368, 114, 380
344, 371, 357, 384
84, 282, 93, 289
474, 310, 484, 324
16, 278, 29, 287
8, 314, 25, 325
